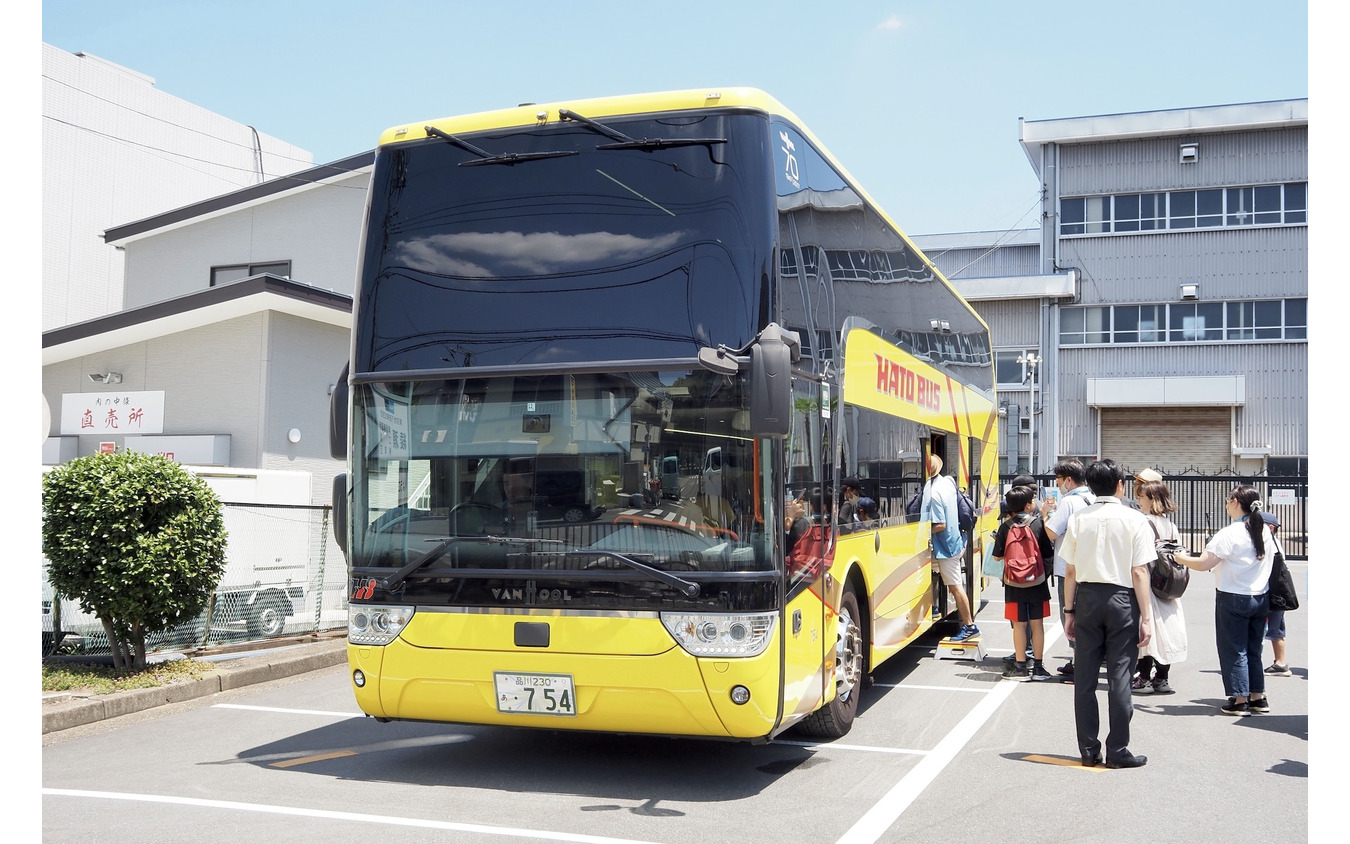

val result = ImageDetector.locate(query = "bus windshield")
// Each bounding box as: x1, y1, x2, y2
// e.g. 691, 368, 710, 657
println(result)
354, 112, 774, 374
349, 369, 776, 610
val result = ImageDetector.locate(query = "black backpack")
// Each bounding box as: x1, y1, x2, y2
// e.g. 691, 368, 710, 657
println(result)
956, 487, 977, 535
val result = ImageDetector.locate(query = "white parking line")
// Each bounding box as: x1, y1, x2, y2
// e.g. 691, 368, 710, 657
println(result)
774, 739, 929, 756
870, 684, 990, 693
837, 624, 1064, 843
212, 704, 364, 719
42, 789, 649, 843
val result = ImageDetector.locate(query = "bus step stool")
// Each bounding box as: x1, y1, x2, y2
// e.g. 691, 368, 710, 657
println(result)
934, 635, 985, 661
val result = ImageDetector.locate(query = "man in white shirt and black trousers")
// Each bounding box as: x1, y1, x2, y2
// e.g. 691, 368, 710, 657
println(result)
1060, 458, 1156, 769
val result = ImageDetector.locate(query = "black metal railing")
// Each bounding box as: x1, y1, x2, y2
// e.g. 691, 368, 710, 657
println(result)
1007, 472, 1307, 560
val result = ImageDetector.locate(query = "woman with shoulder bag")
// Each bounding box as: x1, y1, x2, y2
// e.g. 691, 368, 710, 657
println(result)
1174, 485, 1276, 716
1132, 478, 1186, 695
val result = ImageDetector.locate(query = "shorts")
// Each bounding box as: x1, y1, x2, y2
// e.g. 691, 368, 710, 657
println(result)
936, 555, 963, 586
1266, 610, 1286, 641
1005, 600, 1052, 623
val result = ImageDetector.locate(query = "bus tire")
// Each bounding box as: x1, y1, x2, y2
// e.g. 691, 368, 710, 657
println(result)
797, 585, 865, 738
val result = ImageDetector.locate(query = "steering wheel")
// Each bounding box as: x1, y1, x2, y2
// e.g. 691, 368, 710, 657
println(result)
448, 501, 496, 535
369, 506, 413, 561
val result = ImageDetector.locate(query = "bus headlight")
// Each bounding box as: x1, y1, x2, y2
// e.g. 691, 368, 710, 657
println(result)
349, 605, 414, 646
661, 612, 776, 657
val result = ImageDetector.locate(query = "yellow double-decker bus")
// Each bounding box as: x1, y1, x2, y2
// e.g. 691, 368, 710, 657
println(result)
329, 88, 998, 741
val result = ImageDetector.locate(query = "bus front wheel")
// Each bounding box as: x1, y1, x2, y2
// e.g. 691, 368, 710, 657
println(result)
797, 585, 865, 738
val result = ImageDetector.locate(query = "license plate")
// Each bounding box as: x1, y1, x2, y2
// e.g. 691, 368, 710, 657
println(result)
493, 672, 577, 716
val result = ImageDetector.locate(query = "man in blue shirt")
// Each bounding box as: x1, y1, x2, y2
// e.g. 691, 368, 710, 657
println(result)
922, 454, 977, 641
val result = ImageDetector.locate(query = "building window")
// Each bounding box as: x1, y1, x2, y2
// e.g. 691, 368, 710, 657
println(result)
1113, 305, 1166, 343
1059, 306, 1111, 345
210, 261, 292, 286
1267, 456, 1307, 476
996, 350, 1040, 386
1059, 182, 1307, 236
1061, 298, 1307, 346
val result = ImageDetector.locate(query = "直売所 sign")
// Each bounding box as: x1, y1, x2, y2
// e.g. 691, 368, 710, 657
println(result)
60, 391, 166, 435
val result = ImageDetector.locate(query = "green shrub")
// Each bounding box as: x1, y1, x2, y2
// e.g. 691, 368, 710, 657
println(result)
42, 451, 227, 670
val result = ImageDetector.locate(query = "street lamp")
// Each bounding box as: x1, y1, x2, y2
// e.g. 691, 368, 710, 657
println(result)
1016, 352, 1042, 474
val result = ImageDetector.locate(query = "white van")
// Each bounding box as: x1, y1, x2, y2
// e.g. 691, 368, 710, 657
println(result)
660, 455, 681, 500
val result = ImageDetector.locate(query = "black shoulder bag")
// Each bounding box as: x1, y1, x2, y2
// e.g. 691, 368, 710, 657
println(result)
1266, 535, 1299, 612
1148, 520, 1189, 601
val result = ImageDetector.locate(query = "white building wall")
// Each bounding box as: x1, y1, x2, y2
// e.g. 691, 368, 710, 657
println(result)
260, 312, 351, 502
121, 171, 371, 306
42, 44, 314, 329
42, 313, 265, 464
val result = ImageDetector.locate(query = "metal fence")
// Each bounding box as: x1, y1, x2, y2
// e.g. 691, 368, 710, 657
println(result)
1010, 472, 1308, 560
42, 503, 349, 657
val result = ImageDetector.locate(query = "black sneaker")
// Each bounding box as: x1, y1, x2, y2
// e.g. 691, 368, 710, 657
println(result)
1057, 661, 1074, 676
1002, 661, 1029, 680
1029, 663, 1053, 682
1220, 698, 1250, 716
1248, 695, 1270, 714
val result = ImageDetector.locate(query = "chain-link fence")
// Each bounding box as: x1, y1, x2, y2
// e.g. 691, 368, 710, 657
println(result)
42, 503, 348, 657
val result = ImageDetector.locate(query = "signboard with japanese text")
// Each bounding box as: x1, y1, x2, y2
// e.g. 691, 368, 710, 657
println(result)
376, 396, 411, 460
60, 391, 165, 435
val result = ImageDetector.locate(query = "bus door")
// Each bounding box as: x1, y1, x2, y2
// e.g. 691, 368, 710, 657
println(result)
778, 385, 831, 731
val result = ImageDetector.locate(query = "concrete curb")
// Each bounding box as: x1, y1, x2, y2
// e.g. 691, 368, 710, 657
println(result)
43, 637, 349, 734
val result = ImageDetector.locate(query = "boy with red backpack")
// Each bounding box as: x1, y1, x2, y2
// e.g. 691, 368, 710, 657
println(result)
995, 485, 1056, 680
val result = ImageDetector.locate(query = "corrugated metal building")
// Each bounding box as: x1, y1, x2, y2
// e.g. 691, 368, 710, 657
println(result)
918, 99, 1308, 477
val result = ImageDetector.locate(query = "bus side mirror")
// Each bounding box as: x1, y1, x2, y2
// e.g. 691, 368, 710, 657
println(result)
329, 363, 349, 460
331, 472, 348, 556
749, 324, 800, 439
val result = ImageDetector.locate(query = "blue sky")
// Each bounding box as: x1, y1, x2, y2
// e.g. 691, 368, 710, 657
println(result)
38, 0, 1311, 237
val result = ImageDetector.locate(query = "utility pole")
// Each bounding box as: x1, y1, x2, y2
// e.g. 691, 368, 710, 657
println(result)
1017, 352, 1042, 474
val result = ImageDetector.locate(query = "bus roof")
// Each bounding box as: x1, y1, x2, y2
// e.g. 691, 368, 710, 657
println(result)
377, 87, 796, 149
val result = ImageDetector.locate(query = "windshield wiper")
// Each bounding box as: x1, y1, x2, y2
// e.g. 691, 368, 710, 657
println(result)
372, 535, 563, 592
539, 549, 701, 597
424, 126, 577, 167
558, 109, 726, 151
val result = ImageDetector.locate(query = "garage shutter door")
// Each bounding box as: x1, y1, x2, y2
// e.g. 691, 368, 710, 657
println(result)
1100, 407, 1231, 475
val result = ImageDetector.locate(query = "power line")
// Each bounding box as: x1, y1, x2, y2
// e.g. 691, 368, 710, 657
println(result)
43, 115, 368, 192
42, 73, 316, 168
928, 192, 1044, 278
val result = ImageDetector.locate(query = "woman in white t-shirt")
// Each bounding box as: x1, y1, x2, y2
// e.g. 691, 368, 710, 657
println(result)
1175, 485, 1275, 716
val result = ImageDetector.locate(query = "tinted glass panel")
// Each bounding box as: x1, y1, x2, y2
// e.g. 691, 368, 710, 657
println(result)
1255, 300, 1283, 338
1170, 191, 1196, 228
1197, 189, 1223, 227
348, 370, 776, 612
1061, 198, 1085, 235
355, 113, 774, 372
1285, 298, 1307, 338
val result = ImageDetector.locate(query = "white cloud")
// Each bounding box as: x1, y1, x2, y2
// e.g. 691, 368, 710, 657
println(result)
876, 14, 903, 32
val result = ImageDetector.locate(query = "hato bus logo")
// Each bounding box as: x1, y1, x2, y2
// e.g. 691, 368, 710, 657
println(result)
351, 578, 376, 600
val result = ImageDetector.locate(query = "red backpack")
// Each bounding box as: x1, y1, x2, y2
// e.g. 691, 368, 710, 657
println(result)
1002, 521, 1046, 587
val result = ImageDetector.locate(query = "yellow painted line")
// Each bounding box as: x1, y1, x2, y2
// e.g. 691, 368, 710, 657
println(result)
1019, 753, 1108, 771
270, 750, 358, 768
